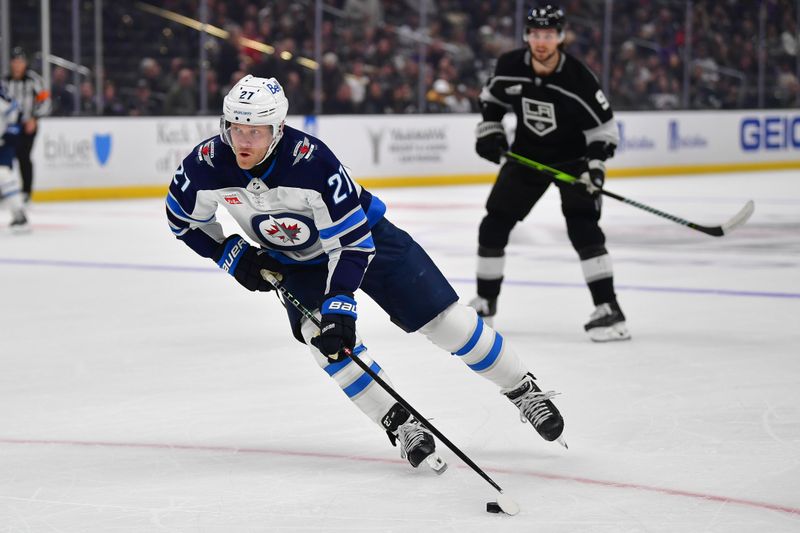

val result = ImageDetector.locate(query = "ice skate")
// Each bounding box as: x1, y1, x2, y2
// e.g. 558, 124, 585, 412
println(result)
383, 403, 447, 473
502, 372, 566, 447
396, 418, 447, 473
10, 211, 30, 234
584, 302, 630, 342
468, 295, 496, 326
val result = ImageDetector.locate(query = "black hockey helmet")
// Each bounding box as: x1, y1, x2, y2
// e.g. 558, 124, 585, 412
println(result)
526, 4, 566, 32
10, 46, 27, 61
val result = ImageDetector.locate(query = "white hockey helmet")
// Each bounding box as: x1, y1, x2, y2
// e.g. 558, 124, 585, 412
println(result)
220, 74, 289, 161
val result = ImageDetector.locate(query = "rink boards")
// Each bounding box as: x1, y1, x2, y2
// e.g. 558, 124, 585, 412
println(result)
28, 110, 800, 201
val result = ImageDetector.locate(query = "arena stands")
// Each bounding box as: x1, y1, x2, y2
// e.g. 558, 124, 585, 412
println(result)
9, 0, 799, 115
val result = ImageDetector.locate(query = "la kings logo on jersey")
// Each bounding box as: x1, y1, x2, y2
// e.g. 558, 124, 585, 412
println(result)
521, 97, 557, 137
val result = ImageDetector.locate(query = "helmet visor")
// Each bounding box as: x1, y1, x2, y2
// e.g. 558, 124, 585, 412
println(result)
220, 117, 276, 145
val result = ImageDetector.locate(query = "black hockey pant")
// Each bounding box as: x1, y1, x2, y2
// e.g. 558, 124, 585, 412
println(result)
477, 160, 615, 305
16, 131, 36, 198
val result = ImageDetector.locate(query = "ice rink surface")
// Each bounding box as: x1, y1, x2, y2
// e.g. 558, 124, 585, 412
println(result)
1, 170, 799, 532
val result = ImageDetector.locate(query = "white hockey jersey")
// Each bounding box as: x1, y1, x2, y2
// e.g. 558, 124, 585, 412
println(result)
166, 125, 386, 295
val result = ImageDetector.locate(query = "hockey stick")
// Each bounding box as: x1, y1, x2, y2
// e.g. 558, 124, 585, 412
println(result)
260, 269, 521, 516
504, 151, 754, 237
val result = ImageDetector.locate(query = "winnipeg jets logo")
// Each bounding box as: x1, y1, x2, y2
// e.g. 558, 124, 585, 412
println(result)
197, 141, 215, 167
292, 137, 317, 166
521, 97, 557, 136
267, 221, 302, 243
252, 213, 318, 251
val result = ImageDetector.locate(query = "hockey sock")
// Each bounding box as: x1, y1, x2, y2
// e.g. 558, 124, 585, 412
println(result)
476, 246, 505, 299
579, 246, 617, 305
588, 277, 616, 306
0, 166, 25, 214
301, 316, 395, 426
420, 303, 526, 389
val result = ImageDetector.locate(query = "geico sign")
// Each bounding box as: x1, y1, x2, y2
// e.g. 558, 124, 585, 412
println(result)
740, 116, 800, 151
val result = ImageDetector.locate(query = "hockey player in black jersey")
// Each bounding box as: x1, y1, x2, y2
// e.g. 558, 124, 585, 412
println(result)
470, 4, 630, 342
166, 75, 567, 472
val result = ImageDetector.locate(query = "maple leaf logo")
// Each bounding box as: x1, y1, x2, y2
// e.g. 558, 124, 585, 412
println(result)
267, 222, 302, 243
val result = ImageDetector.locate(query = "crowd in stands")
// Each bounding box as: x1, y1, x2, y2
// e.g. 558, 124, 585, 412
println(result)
14, 0, 800, 116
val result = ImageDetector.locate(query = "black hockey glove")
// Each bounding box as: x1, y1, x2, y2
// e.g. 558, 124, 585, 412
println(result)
310, 293, 357, 362
475, 121, 508, 164
578, 159, 605, 197
213, 234, 284, 292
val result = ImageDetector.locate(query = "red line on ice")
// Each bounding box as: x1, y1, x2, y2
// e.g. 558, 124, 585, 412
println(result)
2, 437, 798, 517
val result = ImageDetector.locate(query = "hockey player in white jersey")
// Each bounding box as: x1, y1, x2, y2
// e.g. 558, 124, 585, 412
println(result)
0, 86, 28, 233
166, 75, 566, 471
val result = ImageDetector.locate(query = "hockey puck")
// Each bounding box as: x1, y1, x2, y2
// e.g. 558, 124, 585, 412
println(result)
486, 501, 502, 513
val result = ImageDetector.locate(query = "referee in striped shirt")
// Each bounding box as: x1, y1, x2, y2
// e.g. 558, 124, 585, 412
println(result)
3, 47, 50, 202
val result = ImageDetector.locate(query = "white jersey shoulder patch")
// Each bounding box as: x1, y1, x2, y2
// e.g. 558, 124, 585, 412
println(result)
196, 140, 216, 167
291, 137, 317, 166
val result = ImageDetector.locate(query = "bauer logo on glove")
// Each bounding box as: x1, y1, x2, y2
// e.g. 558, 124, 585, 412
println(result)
218, 237, 247, 273
327, 300, 356, 313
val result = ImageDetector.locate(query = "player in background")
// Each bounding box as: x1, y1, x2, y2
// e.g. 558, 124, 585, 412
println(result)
0, 86, 28, 232
166, 75, 566, 472
470, 4, 629, 342
2, 47, 50, 203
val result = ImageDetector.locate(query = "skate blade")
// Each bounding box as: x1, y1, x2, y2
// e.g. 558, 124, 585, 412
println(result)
425, 453, 448, 475
587, 323, 631, 342
556, 436, 568, 449
10, 225, 32, 235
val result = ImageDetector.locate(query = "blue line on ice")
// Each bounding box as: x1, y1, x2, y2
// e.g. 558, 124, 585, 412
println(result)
3, 257, 798, 300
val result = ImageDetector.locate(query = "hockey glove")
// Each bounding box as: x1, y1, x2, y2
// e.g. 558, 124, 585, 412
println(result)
475, 121, 508, 164
310, 293, 357, 362
578, 159, 606, 197
213, 234, 284, 292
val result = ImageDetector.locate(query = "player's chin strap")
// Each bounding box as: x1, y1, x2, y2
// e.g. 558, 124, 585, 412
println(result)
259, 269, 521, 516
503, 151, 755, 237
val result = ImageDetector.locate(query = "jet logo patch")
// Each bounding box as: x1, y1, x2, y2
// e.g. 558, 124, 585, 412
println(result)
197, 141, 215, 167
292, 137, 317, 166
267, 221, 302, 243
252, 212, 318, 251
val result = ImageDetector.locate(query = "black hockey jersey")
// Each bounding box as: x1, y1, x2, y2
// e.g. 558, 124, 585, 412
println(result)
479, 48, 618, 164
